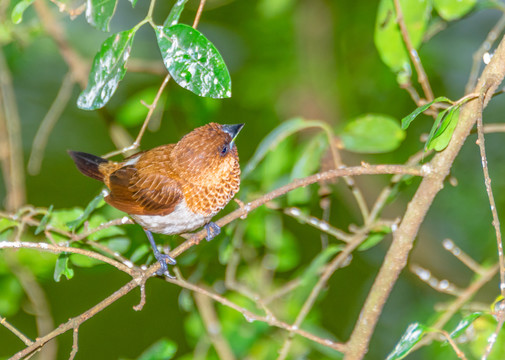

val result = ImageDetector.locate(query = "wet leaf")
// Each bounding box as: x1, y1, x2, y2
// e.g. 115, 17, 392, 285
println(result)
427, 106, 460, 151
67, 192, 106, 231
401, 96, 452, 129
77, 30, 136, 110
340, 114, 405, 153
54, 253, 74, 282
86, 0, 118, 32
155, 24, 231, 99
434, 0, 476, 21
11, 0, 35, 24
137, 339, 177, 360
163, 0, 189, 27
387, 323, 428, 360
450, 312, 483, 340
35, 205, 53, 235
375, 0, 431, 77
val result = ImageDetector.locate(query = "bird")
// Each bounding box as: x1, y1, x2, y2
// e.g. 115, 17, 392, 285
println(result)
68, 123, 244, 275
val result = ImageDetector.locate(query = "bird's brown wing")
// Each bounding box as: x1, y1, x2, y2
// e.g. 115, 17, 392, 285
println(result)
105, 165, 183, 216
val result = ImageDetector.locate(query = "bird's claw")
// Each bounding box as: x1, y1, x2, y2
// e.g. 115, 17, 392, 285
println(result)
204, 221, 221, 241
154, 253, 176, 278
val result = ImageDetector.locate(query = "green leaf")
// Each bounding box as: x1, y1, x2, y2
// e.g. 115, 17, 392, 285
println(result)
375, 0, 431, 77
340, 114, 405, 153
243, 118, 331, 178
70, 254, 101, 268
137, 339, 177, 360
116, 87, 167, 128
387, 323, 428, 360
163, 0, 189, 27
77, 30, 136, 110
130, 244, 150, 263
300, 245, 341, 287
128, 0, 138, 7
0, 275, 23, 316
450, 312, 483, 340
35, 205, 53, 235
67, 192, 106, 231
11, 0, 35, 24
85, 0, 118, 32
86, 214, 126, 241
0, 218, 17, 234
434, 0, 476, 21
358, 227, 392, 251
54, 253, 74, 282
258, 0, 296, 17
427, 106, 460, 151
155, 24, 231, 99
49, 208, 84, 234
401, 96, 452, 129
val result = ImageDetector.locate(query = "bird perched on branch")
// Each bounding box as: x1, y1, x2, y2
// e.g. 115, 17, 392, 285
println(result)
68, 123, 244, 275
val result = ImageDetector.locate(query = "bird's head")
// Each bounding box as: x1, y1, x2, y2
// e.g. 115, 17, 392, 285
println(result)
172, 123, 244, 183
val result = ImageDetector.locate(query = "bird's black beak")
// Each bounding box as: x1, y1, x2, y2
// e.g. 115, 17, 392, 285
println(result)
222, 123, 244, 147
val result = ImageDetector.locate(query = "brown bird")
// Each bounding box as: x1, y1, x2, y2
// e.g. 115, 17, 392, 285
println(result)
68, 123, 244, 275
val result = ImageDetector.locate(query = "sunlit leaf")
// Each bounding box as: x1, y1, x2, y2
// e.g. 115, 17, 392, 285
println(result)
137, 339, 177, 360
155, 24, 231, 99
35, 205, 53, 235
401, 96, 452, 129
375, 0, 431, 78
387, 323, 428, 360
427, 106, 460, 151
0, 275, 23, 316
450, 312, 483, 340
434, 0, 476, 21
85, 0, 118, 32
163, 0, 189, 27
340, 114, 405, 153
243, 118, 331, 178
54, 253, 74, 282
67, 192, 106, 231
11, 0, 35, 24
77, 30, 136, 110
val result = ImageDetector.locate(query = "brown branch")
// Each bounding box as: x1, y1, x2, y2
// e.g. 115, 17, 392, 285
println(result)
345, 35, 505, 360
393, 0, 434, 101
0, 316, 33, 346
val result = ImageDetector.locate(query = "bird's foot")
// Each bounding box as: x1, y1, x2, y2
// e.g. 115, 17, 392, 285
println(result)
144, 229, 176, 277
204, 221, 221, 241
154, 252, 176, 278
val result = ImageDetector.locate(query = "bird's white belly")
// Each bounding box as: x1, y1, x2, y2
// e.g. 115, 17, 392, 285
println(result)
131, 200, 210, 235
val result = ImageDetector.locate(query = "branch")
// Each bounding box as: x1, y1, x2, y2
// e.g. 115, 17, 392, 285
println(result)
345, 35, 505, 360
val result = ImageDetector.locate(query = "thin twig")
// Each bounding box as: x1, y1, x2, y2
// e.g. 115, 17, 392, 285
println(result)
393, 0, 434, 101
0, 316, 33, 346
28, 72, 75, 175
475, 91, 505, 299
192, 0, 207, 28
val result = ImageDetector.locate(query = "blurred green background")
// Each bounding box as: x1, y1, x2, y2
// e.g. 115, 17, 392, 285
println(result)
2, 0, 505, 359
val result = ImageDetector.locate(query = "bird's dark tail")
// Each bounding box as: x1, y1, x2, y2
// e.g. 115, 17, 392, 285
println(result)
68, 150, 108, 182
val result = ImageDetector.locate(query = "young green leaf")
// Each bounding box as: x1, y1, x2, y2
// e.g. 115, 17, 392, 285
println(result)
67, 191, 106, 231
155, 24, 231, 99
35, 205, 53, 235
77, 30, 136, 110
401, 96, 452, 129
137, 339, 177, 360
54, 253, 74, 282
427, 106, 460, 151
358, 226, 392, 251
11, 0, 35, 24
387, 323, 428, 360
163, 0, 189, 27
434, 0, 476, 21
85, 0, 118, 32
243, 118, 331, 178
375, 0, 431, 75
340, 114, 405, 153
449, 312, 483, 340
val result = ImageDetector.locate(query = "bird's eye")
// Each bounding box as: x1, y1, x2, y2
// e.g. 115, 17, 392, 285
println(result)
220, 144, 229, 156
